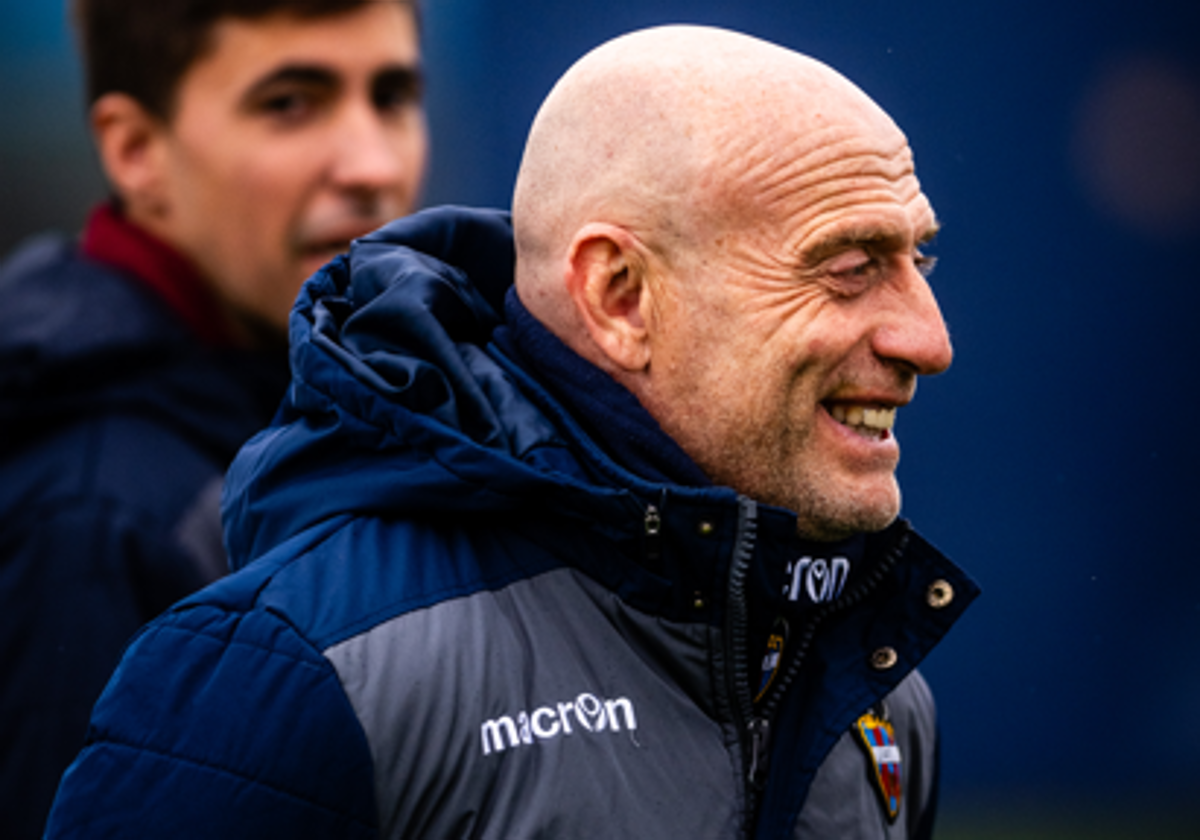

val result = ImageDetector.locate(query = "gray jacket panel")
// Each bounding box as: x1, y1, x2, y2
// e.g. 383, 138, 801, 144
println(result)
327, 565, 936, 838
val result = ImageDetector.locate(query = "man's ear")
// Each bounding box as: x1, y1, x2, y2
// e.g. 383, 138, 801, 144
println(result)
90, 92, 170, 220
564, 223, 654, 372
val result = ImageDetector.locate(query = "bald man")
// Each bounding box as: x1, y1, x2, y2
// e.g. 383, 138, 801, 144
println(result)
46, 26, 977, 839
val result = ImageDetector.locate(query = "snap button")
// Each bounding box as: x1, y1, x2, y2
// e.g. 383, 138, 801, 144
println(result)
697, 520, 715, 537
926, 579, 954, 609
870, 647, 898, 670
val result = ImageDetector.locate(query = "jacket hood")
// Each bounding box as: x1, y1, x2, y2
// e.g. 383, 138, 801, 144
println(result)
0, 235, 286, 461
223, 207, 652, 571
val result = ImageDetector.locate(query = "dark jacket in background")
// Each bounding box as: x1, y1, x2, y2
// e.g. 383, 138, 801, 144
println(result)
0, 206, 289, 839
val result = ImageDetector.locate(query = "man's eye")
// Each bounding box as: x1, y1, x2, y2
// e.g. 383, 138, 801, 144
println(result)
825, 249, 876, 278
831, 258, 879, 283
260, 91, 315, 121
374, 71, 424, 113
822, 256, 878, 297
914, 253, 939, 278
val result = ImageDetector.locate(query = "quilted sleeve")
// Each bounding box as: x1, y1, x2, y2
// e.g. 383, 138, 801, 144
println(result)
0, 497, 220, 840
43, 603, 379, 839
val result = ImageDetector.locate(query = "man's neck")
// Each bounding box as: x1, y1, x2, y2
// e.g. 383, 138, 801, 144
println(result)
494, 287, 711, 487
81, 201, 247, 348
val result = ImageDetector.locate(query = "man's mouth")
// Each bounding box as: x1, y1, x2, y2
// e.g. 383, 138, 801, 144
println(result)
296, 219, 393, 267
302, 239, 353, 260
827, 403, 896, 441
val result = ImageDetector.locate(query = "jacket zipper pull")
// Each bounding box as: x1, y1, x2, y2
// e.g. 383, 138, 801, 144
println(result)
747, 716, 771, 788
643, 503, 662, 569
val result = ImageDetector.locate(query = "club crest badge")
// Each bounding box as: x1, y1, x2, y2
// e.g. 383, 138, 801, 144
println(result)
854, 710, 902, 823
755, 617, 789, 704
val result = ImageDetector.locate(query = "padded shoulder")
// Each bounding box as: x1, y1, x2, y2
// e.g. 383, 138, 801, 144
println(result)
45, 604, 379, 839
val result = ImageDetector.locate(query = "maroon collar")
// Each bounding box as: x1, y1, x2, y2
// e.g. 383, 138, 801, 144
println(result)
80, 202, 236, 347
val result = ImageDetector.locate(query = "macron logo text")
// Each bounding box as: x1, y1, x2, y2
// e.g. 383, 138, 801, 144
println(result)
481, 692, 638, 756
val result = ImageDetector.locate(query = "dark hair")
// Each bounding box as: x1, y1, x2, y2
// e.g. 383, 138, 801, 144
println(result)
73, 0, 417, 119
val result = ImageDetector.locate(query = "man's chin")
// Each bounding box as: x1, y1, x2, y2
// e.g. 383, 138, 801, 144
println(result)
299, 249, 346, 279
792, 483, 901, 541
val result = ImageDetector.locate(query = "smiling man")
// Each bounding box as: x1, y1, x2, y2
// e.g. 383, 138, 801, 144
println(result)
513, 37, 953, 543
45, 25, 976, 839
0, 1, 425, 836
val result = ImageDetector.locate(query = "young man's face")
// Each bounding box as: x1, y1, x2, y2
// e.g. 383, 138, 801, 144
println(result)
147, 2, 427, 338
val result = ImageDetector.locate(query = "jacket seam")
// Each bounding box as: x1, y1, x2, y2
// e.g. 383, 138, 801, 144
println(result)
315, 565, 564, 652
152, 608, 334, 674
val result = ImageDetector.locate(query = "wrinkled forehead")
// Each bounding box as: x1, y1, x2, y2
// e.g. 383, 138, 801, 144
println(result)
683, 63, 924, 231
693, 52, 908, 174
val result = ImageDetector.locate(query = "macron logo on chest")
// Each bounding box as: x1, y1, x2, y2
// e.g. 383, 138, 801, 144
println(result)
481, 691, 638, 756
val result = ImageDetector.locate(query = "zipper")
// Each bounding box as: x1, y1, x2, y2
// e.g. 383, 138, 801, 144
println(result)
724, 498, 765, 816
643, 502, 662, 570
746, 717, 771, 784
725, 506, 910, 832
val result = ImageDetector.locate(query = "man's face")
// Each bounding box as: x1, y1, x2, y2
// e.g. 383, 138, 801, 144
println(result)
151, 2, 427, 336
641, 103, 953, 540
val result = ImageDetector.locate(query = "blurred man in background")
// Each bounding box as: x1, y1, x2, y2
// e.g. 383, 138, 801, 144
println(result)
0, 1, 427, 835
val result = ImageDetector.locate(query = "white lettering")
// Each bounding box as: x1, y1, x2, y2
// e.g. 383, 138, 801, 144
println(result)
574, 692, 606, 732
786, 557, 810, 600
530, 707, 560, 739
805, 557, 829, 602
480, 716, 520, 755
830, 557, 849, 598
557, 701, 575, 734
785, 555, 850, 603
604, 697, 637, 732
480, 691, 639, 756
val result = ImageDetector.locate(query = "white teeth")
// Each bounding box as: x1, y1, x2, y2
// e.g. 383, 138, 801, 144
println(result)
862, 408, 895, 430
829, 404, 896, 433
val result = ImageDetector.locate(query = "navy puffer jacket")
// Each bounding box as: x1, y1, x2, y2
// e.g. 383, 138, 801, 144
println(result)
46, 207, 977, 839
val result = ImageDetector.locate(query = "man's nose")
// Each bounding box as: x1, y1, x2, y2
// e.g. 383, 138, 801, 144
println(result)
872, 261, 954, 376
328, 106, 408, 193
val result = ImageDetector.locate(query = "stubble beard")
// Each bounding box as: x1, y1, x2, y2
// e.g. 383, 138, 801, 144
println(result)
734, 441, 903, 541
789, 475, 902, 541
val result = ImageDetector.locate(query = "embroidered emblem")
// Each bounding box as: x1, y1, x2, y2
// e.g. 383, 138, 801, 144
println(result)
754, 617, 788, 704
854, 710, 902, 822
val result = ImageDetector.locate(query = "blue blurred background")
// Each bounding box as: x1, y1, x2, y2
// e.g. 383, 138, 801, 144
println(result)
3, 1, 1198, 835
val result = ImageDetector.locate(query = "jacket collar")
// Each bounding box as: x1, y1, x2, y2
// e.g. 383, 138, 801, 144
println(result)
492, 288, 712, 488
80, 201, 236, 347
